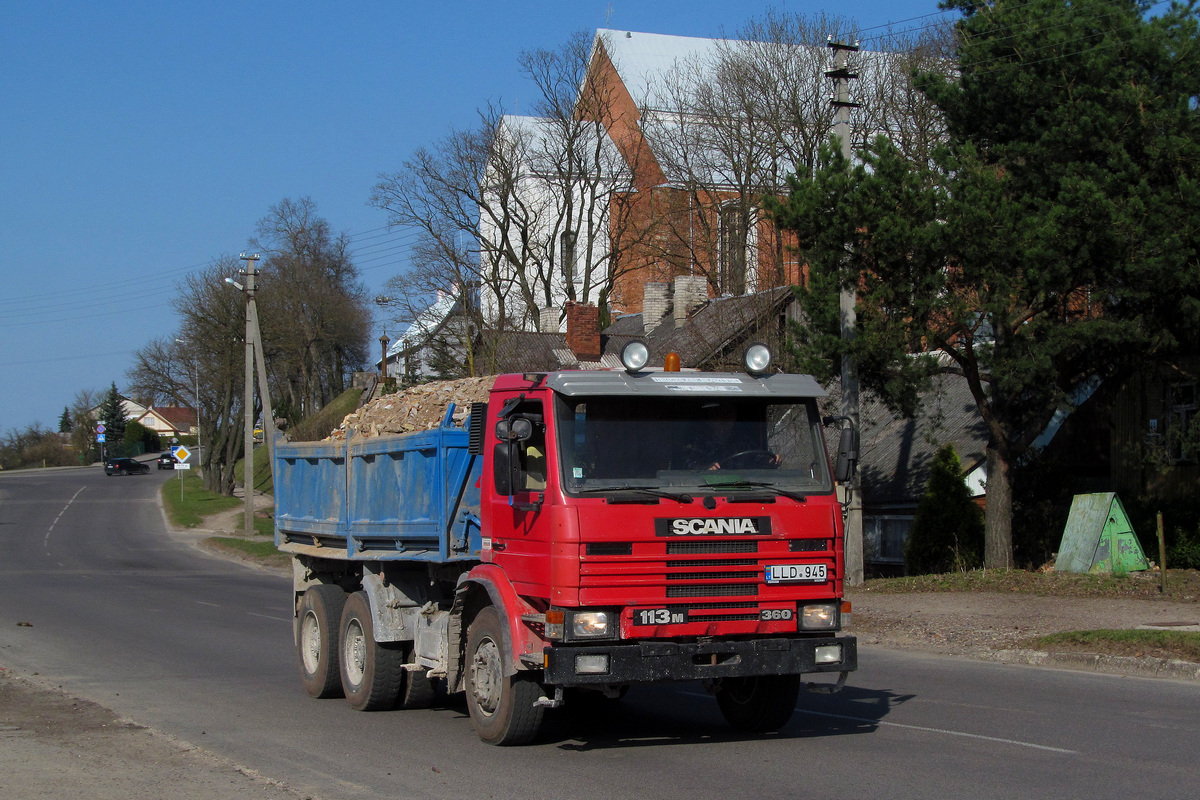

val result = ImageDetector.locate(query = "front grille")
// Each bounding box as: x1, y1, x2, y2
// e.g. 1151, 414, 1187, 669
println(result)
668, 570, 756, 581
672, 559, 758, 568
668, 541, 759, 555
667, 583, 758, 598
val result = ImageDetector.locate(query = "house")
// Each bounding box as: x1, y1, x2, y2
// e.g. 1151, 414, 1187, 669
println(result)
479, 28, 943, 332
377, 291, 470, 382
132, 406, 197, 440
850, 376, 988, 569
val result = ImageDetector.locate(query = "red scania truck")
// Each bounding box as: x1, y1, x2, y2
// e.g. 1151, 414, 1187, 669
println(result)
275, 344, 858, 744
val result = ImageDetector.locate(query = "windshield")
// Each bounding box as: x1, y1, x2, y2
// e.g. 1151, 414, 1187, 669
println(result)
555, 394, 832, 495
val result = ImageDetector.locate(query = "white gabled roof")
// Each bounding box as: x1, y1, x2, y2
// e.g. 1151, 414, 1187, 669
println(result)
385, 291, 460, 360
595, 29, 728, 104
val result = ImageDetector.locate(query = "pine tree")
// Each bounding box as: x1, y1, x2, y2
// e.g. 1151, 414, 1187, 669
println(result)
773, 0, 1200, 567
905, 445, 985, 575
97, 382, 127, 444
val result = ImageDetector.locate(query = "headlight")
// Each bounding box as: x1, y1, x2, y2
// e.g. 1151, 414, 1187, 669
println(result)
544, 609, 618, 641
800, 603, 839, 630
743, 342, 773, 375
570, 610, 614, 639
621, 340, 649, 373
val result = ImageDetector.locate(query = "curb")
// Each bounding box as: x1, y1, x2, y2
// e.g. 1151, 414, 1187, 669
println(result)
986, 648, 1200, 681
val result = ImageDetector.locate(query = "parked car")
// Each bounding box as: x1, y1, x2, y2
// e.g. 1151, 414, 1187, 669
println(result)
105, 457, 150, 476
156, 452, 176, 469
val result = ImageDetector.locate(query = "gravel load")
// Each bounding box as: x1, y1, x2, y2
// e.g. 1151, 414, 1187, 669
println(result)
330, 376, 496, 440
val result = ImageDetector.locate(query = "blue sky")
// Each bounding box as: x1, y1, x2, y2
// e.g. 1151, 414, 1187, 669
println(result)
1, 0, 953, 432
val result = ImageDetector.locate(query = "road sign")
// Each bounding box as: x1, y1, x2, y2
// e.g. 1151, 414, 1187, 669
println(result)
96, 423, 106, 434
172, 445, 192, 463
175, 462, 192, 470
97, 433, 106, 442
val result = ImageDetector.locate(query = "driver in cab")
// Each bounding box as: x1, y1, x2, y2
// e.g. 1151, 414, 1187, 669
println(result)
683, 402, 781, 470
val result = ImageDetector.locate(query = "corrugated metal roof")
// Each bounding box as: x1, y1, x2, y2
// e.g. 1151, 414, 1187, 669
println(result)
851, 374, 988, 507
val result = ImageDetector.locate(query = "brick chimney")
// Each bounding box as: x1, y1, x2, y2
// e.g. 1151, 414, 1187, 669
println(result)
673, 276, 708, 325
538, 306, 563, 333
565, 301, 602, 361
642, 282, 671, 334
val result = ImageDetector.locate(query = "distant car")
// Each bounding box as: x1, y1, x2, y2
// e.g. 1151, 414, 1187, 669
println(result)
157, 452, 176, 470
105, 457, 150, 476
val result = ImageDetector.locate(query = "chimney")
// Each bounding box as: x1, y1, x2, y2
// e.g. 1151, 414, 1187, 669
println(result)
642, 282, 671, 334
673, 276, 708, 325
538, 306, 563, 333
565, 301, 602, 361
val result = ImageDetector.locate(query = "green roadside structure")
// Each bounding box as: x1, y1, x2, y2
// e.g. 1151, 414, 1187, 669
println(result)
1056, 493, 1149, 574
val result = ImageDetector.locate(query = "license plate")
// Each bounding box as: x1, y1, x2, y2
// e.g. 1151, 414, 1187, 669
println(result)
633, 608, 688, 626
764, 563, 827, 584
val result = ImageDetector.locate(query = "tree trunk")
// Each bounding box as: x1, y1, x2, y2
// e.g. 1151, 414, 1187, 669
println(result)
983, 443, 1014, 569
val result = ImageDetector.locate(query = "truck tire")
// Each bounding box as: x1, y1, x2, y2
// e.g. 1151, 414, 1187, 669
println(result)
296, 585, 346, 699
714, 675, 801, 732
464, 606, 544, 745
339, 591, 405, 711
397, 646, 436, 710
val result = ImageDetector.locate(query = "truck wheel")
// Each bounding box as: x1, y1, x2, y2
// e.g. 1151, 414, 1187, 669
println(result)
464, 606, 544, 745
397, 645, 436, 710
339, 591, 404, 711
714, 675, 801, 732
296, 585, 346, 699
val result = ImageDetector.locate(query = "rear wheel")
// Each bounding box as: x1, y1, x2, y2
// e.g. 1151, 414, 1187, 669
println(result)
464, 606, 544, 745
397, 645, 436, 710
296, 585, 346, 698
714, 675, 801, 732
339, 591, 404, 711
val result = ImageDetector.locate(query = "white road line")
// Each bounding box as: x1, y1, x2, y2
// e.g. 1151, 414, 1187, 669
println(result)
44, 488, 86, 552
680, 691, 1077, 754
794, 708, 1079, 754
247, 612, 291, 622
195, 601, 221, 607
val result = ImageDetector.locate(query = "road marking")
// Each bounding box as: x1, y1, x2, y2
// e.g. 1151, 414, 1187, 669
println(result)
196, 601, 221, 608
680, 691, 1077, 754
44, 488, 86, 553
795, 708, 1078, 754
247, 612, 291, 622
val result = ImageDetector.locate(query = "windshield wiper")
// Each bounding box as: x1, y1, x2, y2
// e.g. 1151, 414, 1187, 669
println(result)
699, 479, 808, 503
576, 486, 694, 502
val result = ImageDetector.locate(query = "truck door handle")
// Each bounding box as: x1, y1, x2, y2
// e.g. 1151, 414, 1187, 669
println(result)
492, 541, 507, 551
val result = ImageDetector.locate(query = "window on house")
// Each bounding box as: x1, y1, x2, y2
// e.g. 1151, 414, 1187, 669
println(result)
560, 230, 577, 284
864, 515, 913, 564
718, 202, 746, 296
1168, 380, 1198, 463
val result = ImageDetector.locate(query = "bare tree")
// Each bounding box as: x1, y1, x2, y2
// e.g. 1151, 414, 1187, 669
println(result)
639, 11, 953, 295
251, 197, 372, 420
371, 30, 654, 348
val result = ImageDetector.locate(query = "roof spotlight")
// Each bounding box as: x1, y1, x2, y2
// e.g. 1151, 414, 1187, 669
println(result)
621, 340, 650, 373
743, 342, 773, 376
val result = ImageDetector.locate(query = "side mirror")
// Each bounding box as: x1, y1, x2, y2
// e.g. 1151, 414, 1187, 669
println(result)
493, 441, 522, 497
495, 417, 533, 442
834, 426, 859, 484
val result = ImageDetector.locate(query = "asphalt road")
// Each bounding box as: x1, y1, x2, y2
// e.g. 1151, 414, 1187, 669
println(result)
2, 466, 1199, 800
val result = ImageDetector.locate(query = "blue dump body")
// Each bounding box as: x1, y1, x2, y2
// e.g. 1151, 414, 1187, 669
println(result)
274, 406, 483, 563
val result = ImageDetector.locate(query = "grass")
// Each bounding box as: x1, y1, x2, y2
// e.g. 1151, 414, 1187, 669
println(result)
1026, 629, 1200, 663
206, 535, 289, 569
288, 387, 363, 442
160, 471, 241, 528
860, 567, 1200, 602
161, 470, 288, 569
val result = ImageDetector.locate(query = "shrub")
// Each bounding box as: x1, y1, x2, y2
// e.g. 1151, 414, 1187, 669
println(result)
905, 444, 985, 575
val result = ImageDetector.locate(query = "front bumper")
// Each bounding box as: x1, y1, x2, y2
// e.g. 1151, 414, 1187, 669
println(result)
543, 634, 857, 685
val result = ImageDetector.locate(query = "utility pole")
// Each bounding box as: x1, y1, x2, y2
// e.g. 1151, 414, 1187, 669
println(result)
827, 38, 864, 586
239, 253, 261, 537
